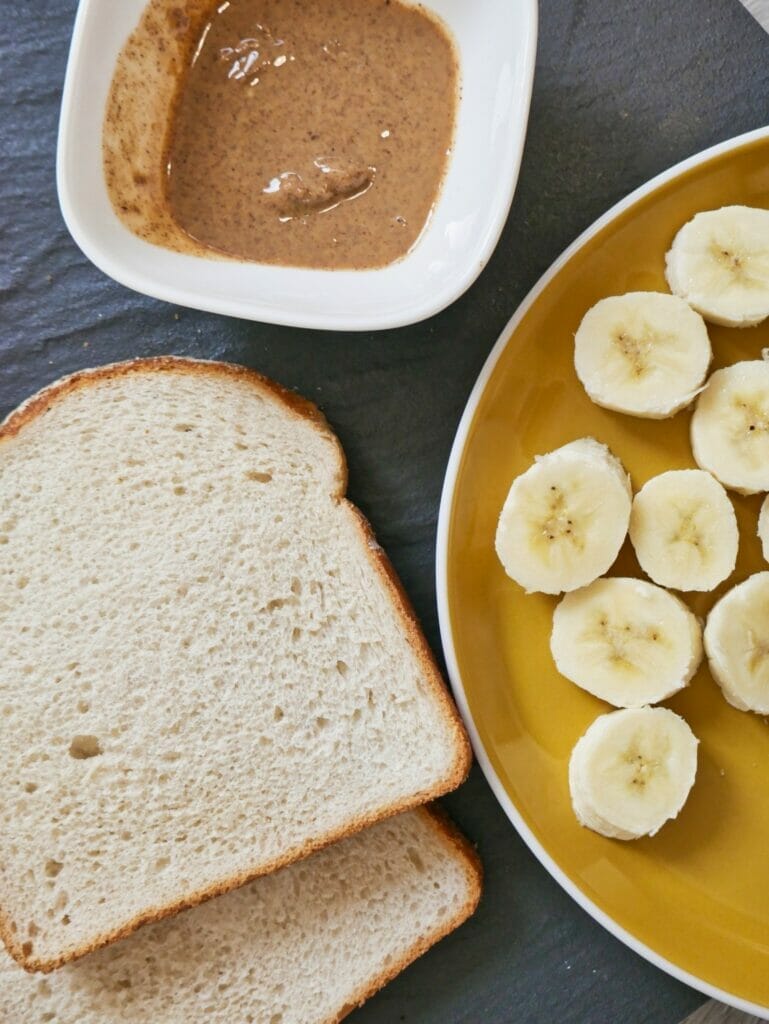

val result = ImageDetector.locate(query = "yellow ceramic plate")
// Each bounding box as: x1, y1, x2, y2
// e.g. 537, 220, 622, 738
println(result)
437, 126, 769, 1016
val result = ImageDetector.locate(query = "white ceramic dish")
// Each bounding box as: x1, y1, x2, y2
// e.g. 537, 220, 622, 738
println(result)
57, 0, 537, 331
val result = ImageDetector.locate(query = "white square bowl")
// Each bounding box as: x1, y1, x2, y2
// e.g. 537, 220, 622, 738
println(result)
57, 0, 537, 331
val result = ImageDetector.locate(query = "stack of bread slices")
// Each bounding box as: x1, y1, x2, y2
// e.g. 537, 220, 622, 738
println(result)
0, 357, 479, 1022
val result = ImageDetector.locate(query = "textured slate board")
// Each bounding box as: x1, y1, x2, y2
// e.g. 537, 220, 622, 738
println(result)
1, 1, 768, 1021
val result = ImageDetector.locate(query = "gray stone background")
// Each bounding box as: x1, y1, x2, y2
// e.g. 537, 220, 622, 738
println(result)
1, 0, 768, 1021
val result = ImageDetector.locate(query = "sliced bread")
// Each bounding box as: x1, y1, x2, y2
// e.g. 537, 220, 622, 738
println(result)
0, 806, 481, 1023
0, 358, 470, 971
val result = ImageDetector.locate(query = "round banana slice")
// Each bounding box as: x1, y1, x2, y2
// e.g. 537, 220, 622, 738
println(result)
569, 706, 699, 840
758, 495, 769, 563
665, 205, 769, 327
573, 292, 711, 418
704, 571, 769, 713
690, 361, 769, 494
551, 577, 702, 707
629, 469, 738, 591
495, 438, 631, 595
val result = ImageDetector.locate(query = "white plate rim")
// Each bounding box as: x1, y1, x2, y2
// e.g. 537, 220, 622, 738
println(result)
436, 122, 769, 1019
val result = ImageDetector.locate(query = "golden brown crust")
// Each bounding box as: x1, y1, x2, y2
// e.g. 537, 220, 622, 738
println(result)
332, 805, 483, 1024
343, 501, 472, 787
0, 357, 470, 973
0, 356, 340, 465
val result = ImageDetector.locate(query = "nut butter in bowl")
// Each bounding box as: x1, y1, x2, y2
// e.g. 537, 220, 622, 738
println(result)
58, 0, 537, 327
139, 0, 460, 271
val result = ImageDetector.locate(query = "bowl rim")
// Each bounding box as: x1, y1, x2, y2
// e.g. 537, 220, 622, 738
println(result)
435, 122, 769, 1019
55, 0, 539, 332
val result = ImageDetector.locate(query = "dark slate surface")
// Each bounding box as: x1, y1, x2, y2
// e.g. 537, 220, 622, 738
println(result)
2, 1, 768, 1021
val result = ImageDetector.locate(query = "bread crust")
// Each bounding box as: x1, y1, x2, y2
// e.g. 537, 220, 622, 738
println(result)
0, 356, 472, 973
331, 804, 483, 1024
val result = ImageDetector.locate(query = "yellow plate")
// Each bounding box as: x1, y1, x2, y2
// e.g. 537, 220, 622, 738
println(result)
437, 127, 769, 1015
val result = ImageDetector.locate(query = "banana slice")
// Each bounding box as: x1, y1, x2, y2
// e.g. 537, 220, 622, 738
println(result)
690, 360, 769, 494
569, 706, 699, 840
629, 469, 738, 591
495, 438, 631, 594
551, 577, 702, 707
573, 292, 711, 418
758, 495, 769, 563
665, 205, 769, 327
704, 571, 769, 713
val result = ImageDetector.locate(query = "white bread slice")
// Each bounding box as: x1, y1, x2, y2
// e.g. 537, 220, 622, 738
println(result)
0, 358, 470, 972
0, 807, 481, 1023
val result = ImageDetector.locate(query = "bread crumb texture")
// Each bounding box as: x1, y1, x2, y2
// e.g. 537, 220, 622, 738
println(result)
0, 359, 469, 969
0, 808, 481, 1023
